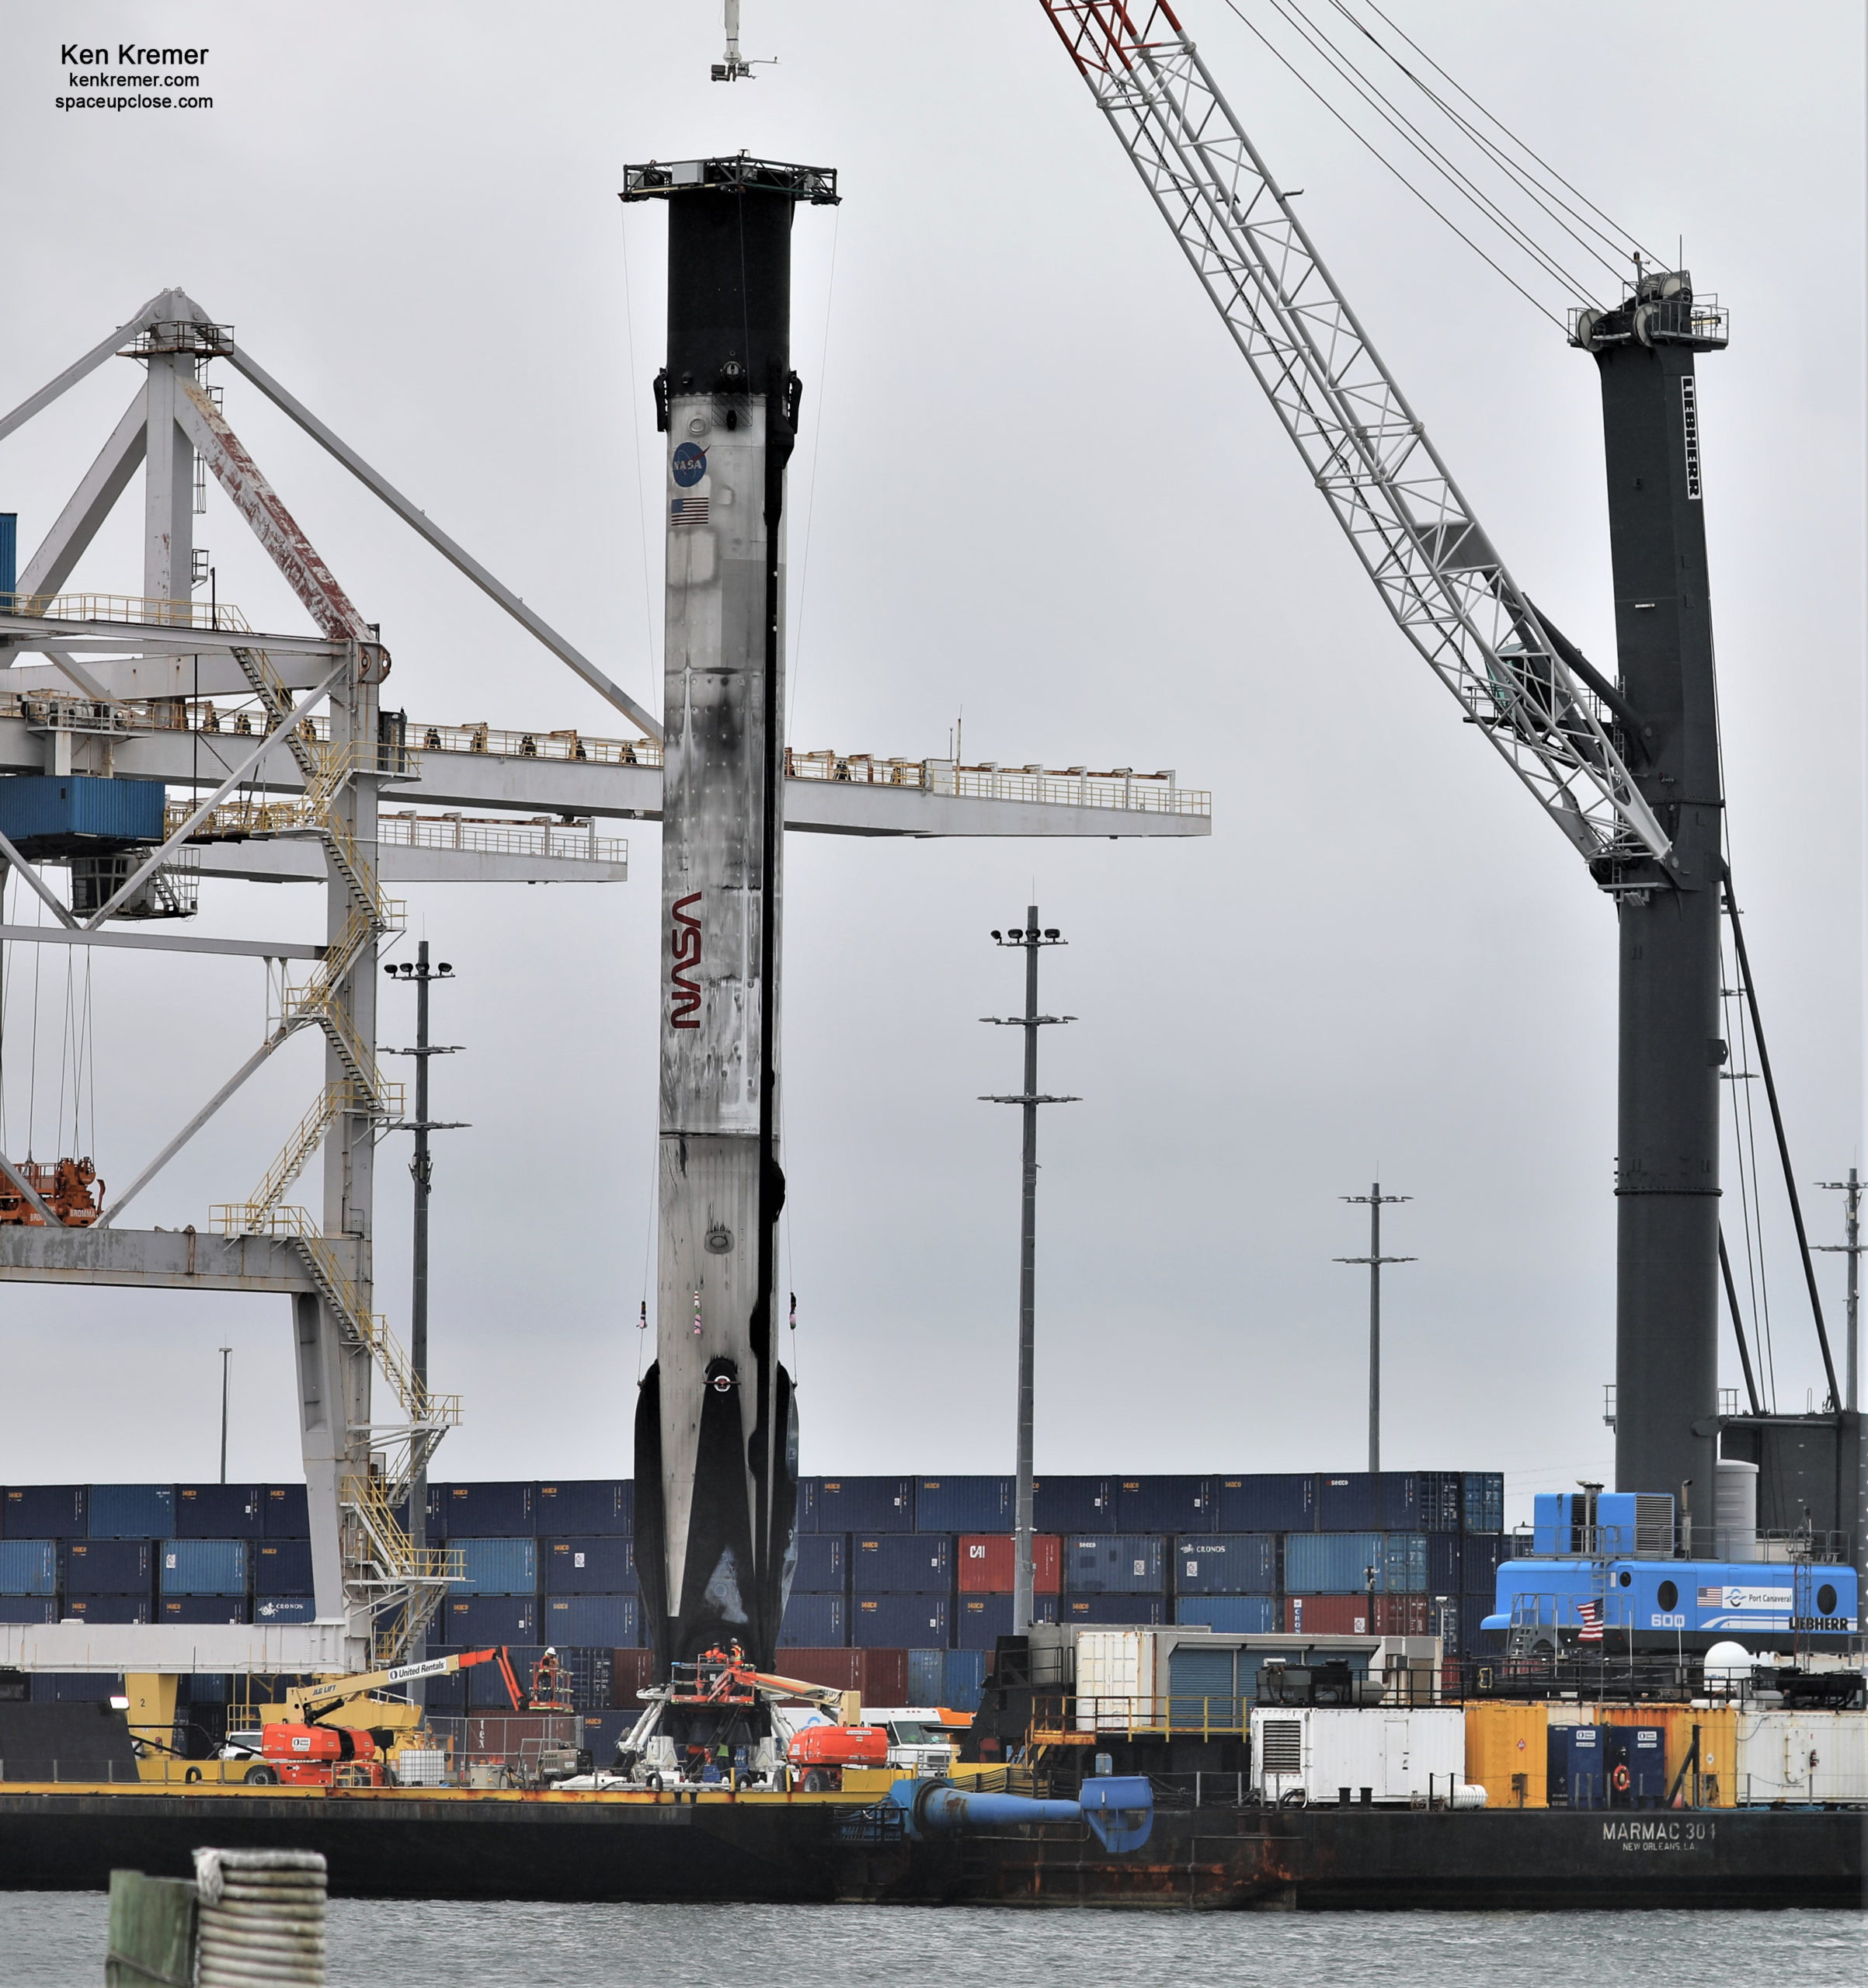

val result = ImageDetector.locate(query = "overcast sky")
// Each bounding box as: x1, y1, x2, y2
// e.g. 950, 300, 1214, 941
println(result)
0, 2, 1861, 1526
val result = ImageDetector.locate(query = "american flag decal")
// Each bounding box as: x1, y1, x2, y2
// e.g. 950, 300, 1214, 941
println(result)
1577, 1599, 1604, 1642
670, 495, 709, 527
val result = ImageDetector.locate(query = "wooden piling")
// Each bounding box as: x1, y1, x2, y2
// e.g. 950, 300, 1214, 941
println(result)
106, 1870, 197, 1988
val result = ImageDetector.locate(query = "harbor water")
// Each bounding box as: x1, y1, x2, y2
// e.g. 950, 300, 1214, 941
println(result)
1, 1894, 1861, 1985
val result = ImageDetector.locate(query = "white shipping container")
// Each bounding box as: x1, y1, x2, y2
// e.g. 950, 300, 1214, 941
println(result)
1734, 1708, 1868, 1806
1075, 1629, 1156, 1732
1251, 1706, 1472, 1806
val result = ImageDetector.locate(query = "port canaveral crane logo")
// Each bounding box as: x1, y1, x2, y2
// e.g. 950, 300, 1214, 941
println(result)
670, 893, 702, 1028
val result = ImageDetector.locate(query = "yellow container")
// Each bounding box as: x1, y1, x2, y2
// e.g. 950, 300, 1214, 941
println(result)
1464, 1701, 1548, 1808
1599, 1705, 1736, 1808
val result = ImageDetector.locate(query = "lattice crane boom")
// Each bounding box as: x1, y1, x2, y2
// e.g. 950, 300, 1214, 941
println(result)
1040, 1, 1671, 878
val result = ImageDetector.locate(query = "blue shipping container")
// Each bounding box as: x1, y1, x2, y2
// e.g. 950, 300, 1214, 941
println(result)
253, 1597, 318, 1625
1216, 1474, 1315, 1532
1174, 1595, 1278, 1634
1419, 1471, 1464, 1532
61, 1594, 150, 1624
253, 1540, 314, 1597
913, 1478, 1011, 1533
800, 1479, 915, 1534
31, 1672, 123, 1703
852, 1594, 948, 1648
431, 1482, 535, 1538
1548, 1723, 1605, 1809
780, 1594, 845, 1646
534, 1480, 632, 1536
0, 775, 165, 856
791, 1533, 847, 1593
1063, 1535, 1166, 1594
1379, 1472, 1423, 1531
2, 1486, 85, 1537
64, 1540, 153, 1595
941, 1648, 989, 1713
159, 1596, 247, 1625
445, 1594, 537, 1644
263, 1486, 310, 1538
540, 1537, 636, 1595
0, 1597, 57, 1624
447, 1538, 537, 1597
953, 1595, 1057, 1648
159, 1540, 246, 1597
1317, 1474, 1379, 1531
0, 1541, 57, 1596
1428, 1533, 1465, 1597
1463, 1472, 1505, 1534
906, 1649, 944, 1706
1173, 1534, 1277, 1595
1282, 1532, 1427, 1595
1031, 1477, 1115, 1533
851, 1534, 951, 1593
542, 1594, 638, 1647
172, 1485, 265, 1539
1462, 1534, 1507, 1595
1115, 1478, 1217, 1534
89, 1486, 173, 1540
1062, 1594, 1166, 1626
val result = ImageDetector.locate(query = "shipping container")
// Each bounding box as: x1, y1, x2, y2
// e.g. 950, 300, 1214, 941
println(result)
1115, 1477, 1216, 1534
610, 1649, 656, 1708
0, 774, 165, 857
852, 1594, 948, 1649
851, 1534, 951, 1593
447, 1538, 537, 1597
252, 1597, 318, 1625
1418, 1471, 1463, 1532
953, 1595, 1058, 1648
158, 1596, 247, 1625
1734, 1708, 1868, 1806
1172, 1534, 1277, 1595
1174, 1594, 1278, 1634
445, 1594, 537, 1644
941, 1648, 990, 1713
1546, 1722, 1605, 1809
61, 1594, 150, 1624
779, 1594, 845, 1647
763, 1646, 866, 1697
583, 1711, 633, 1760
1215, 1473, 1315, 1532
0, 1541, 58, 1597
1456, 1594, 1498, 1658
468, 1645, 606, 1710
1062, 1594, 1166, 1626
64, 1539, 154, 1596
1427, 1533, 1465, 1598
542, 1594, 638, 1647
540, 1537, 636, 1595
799, 1478, 915, 1534
253, 1540, 314, 1597
263, 1485, 310, 1538
1463, 1472, 1505, 1534
791, 1533, 847, 1594
533, 1480, 633, 1537
172, 1485, 265, 1539
1465, 1701, 1548, 1806
1317, 1474, 1379, 1531
906, 1649, 944, 1707
1254, 1705, 1465, 1805
1282, 1594, 1376, 1635
431, 1482, 535, 1538
2, 1486, 85, 1538
423, 1649, 469, 1712
1282, 1531, 1426, 1594
30, 1671, 124, 1704
913, 1478, 1012, 1533
955, 1534, 1062, 1595
1031, 1476, 1115, 1533
1460, 1534, 1507, 1595
1063, 1534, 1167, 1594
1603, 1724, 1668, 1806
158, 1540, 246, 1597
0, 1597, 57, 1624
88, 1486, 173, 1540
1378, 1472, 1423, 1531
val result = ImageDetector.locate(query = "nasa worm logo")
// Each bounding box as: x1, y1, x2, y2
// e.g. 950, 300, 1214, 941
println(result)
670, 891, 702, 1028
671, 443, 708, 488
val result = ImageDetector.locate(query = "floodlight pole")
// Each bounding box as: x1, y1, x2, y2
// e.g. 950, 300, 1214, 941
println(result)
1337, 1183, 1414, 1475
982, 905, 1078, 1634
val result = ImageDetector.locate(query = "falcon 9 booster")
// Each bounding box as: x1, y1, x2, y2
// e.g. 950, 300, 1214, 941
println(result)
621, 157, 837, 1678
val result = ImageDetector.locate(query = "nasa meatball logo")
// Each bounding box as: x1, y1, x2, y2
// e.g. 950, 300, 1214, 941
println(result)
671, 442, 708, 488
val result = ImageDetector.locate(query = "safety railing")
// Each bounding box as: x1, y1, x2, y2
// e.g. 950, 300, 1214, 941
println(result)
376, 811, 629, 864
1030, 1694, 1250, 1741
0, 589, 252, 631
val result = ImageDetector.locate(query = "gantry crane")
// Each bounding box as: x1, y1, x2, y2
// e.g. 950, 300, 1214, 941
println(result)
1040, 2, 1738, 1502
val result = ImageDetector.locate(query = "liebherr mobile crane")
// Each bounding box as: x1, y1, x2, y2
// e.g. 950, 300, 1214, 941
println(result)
1038, 2, 1799, 1514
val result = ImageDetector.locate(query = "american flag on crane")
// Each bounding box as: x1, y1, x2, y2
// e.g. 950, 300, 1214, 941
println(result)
1578, 1599, 1605, 1642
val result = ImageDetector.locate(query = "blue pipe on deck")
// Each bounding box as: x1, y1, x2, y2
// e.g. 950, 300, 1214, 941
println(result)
892, 1775, 1153, 1853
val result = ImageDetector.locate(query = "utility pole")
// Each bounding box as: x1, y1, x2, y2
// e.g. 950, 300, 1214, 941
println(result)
1336, 1184, 1414, 1475
1815, 1169, 1862, 1411
384, 944, 464, 1686
217, 1347, 231, 1485
981, 906, 1077, 1635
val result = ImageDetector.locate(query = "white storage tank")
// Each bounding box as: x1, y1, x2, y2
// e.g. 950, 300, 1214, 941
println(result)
1251, 1705, 1478, 1806
1713, 1459, 1760, 1562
